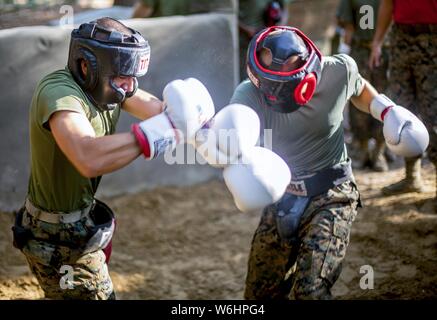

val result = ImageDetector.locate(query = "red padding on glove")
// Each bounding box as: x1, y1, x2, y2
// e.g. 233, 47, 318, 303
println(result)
381, 106, 393, 122
131, 123, 151, 159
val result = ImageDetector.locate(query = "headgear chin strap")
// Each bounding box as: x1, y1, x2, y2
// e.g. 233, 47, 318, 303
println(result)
247, 26, 322, 113
68, 18, 150, 111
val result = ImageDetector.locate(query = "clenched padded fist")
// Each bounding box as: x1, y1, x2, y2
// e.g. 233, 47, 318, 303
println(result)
193, 104, 260, 168
192, 103, 290, 212
132, 78, 215, 159
370, 94, 429, 158
223, 146, 291, 212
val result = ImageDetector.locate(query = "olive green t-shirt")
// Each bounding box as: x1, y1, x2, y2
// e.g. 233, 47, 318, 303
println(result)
230, 54, 365, 177
27, 68, 120, 212
337, 0, 381, 42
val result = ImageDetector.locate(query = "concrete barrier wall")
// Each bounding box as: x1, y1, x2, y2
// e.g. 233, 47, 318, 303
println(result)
0, 13, 238, 212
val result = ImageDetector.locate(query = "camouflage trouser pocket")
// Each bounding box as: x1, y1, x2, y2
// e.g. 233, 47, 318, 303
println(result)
320, 217, 350, 285
23, 242, 113, 300
276, 194, 311, 245
22, 238, 75, 267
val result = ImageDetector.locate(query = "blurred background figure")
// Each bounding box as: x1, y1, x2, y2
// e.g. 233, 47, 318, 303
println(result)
330, 22, 345, 56
370, 0, 437, 200
262, 0, 283, 27
331, 15, 354, 149
238, 0, 291, 82
131, 0, 213, 18
337, 0, 389, 172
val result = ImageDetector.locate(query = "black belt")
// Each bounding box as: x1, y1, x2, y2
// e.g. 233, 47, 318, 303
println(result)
395, 23, 437, 35
286, 159, 354, 197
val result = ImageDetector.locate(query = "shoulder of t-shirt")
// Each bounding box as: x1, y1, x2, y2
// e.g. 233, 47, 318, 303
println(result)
37, 69, 89, 111
324, 54, 365, 97
35, 69, 92, 129
233, 79, 256, 93
323, 54, 359, 77
230, 79, 261, 111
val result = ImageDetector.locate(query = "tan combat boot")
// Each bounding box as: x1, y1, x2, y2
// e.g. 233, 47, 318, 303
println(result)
382, 157, 425, 195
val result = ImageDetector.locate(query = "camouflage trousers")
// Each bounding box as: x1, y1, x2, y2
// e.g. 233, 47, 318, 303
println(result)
17, 207, 114, 300
348, 43, 388, 143
245, 181, 360, 300
388, 24, 437, 163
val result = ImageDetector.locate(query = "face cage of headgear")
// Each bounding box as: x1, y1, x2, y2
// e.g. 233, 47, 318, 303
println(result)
246, 26, 322, 113
68, 19, 151, 111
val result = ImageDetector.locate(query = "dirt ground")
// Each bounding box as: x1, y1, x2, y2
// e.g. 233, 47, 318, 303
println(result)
0, 160, 436, 300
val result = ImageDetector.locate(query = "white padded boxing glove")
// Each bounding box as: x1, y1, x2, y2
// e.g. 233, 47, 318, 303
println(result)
223, 146, 291, 212
132, 78, 215, 159
193, 103, 261, 168
370, 94, 429, 158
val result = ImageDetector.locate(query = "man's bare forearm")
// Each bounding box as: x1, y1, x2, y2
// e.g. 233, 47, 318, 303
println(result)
350, 80, 379, 114
80, 132, 142, 177
50, 110, 143, 178
373, 0, 393, 46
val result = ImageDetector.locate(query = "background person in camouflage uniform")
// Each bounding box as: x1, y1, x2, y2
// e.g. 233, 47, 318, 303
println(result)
132, 0, 291, 83
238, 0, 291, 82
231, 25, 428, 299
337, 0, 389, 172
370, 0, 437, 199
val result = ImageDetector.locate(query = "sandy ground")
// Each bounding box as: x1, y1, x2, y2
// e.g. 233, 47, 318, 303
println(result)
0, 160, 436, 300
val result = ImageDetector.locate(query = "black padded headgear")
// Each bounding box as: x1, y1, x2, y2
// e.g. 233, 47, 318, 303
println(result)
247, 26, 322, 113
68, 18, 150, 110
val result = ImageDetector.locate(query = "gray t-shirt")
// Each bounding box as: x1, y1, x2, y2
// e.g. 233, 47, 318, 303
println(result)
230, 54, 365, 177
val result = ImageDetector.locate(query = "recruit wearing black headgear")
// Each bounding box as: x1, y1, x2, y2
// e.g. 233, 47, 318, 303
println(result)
247, 26, 322, 113
68, 18, 151, 111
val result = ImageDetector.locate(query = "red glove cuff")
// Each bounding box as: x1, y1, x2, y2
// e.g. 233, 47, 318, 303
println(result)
380, 106, 393, 122
131, 123, 151, 159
